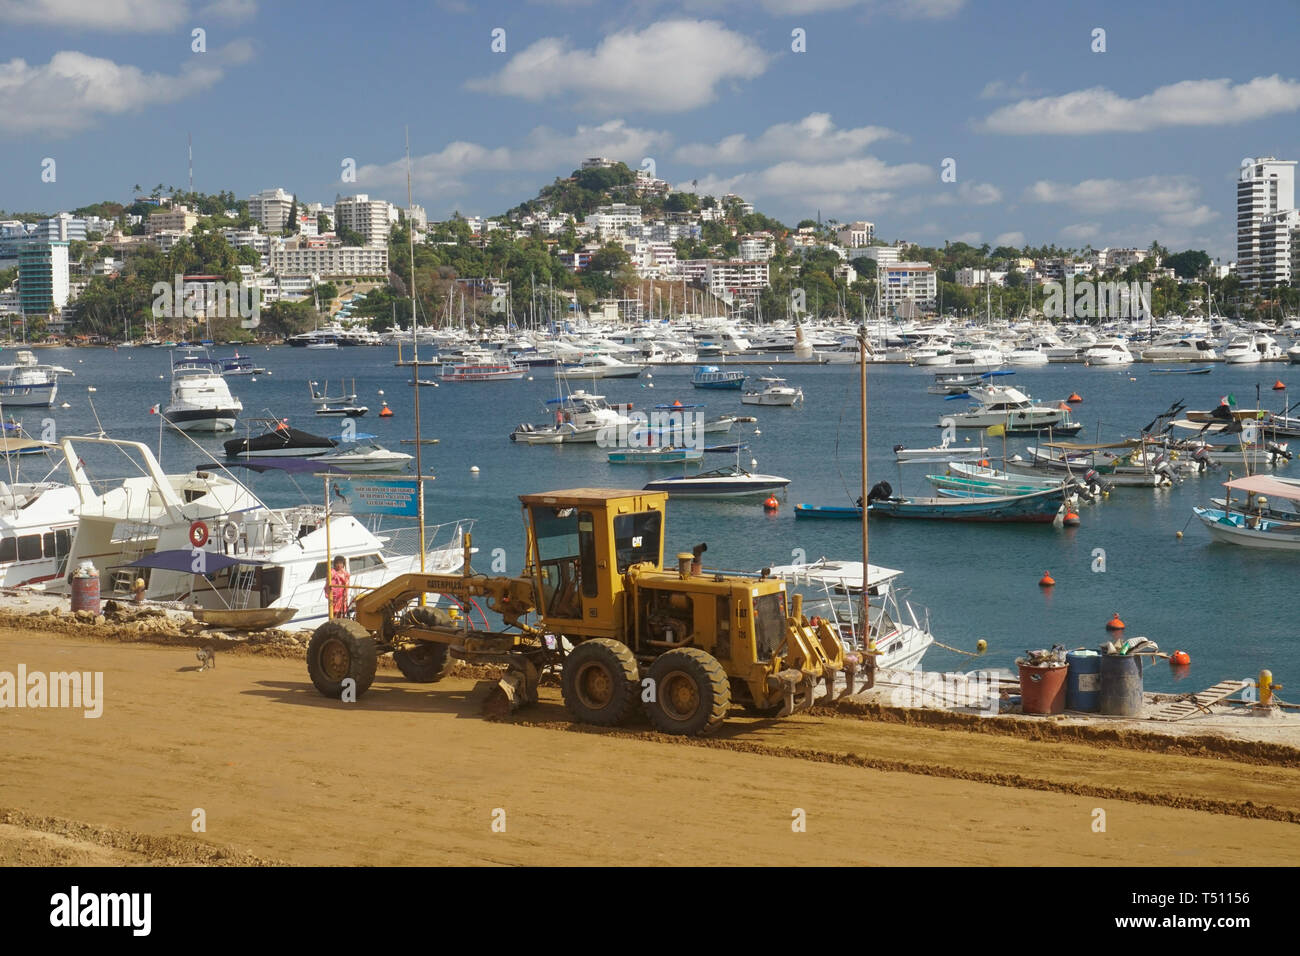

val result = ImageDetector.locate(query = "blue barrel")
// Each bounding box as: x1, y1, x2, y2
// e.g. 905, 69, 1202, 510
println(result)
1066, 650, 1101, 712
1099, 654, 1144, 716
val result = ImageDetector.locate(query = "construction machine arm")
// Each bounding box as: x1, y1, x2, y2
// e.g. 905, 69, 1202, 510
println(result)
352, 572, 539, 636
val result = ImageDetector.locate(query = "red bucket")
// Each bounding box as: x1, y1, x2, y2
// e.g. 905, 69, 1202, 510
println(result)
1017, 661, 1068, 715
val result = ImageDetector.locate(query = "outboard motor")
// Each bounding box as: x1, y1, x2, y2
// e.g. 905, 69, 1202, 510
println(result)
1267, 440, 1292, 463
866, 480, 894, 504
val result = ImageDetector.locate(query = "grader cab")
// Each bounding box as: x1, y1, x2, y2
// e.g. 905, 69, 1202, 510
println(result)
305, 488, 855, 735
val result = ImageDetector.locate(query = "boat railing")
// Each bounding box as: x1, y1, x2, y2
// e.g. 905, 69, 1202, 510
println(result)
375, 518, 477, 560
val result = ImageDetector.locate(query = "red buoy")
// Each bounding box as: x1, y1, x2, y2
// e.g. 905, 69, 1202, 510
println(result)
1106, 613, 1125, 631
1068, 392, 1083, 403
1171, 650, 1191, 665
1274, 381, 1286, 391
763, 495, 779, 511
1039, 572, 1055, 587
1063, 511, 1080, 527
379, 401, 393, 418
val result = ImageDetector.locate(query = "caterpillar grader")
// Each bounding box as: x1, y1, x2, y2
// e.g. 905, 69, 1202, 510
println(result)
305, 488, 858, 735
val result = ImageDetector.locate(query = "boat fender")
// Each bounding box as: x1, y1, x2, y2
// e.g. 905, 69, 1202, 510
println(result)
867, 480, 893, 504
189, 521, 209, 548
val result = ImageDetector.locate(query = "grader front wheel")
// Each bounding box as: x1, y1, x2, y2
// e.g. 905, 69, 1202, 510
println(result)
561, 638, 639, 726
646, 648, 730, 736
392, 607, 454, 682
307, 618, 378, 699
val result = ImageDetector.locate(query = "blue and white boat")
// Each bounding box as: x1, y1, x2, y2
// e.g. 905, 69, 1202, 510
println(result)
867, 485, 1069, 523
608, 447, 703, 465
0, 350, 73, 407
691, 366, 746, 390
1194, 474, 1300, 550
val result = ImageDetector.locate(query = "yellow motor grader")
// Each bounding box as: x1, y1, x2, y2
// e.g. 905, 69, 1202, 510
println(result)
306, 488, 856, 735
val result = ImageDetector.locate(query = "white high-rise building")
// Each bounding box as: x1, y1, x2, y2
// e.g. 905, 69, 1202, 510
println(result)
880, 262, 937, 313
835, 221, 875, 248
1237, 157, 1297, 291
248, 188, 295, 232
335, 194, 394, 247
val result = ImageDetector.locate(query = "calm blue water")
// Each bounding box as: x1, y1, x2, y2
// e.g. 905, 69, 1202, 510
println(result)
16, 345, 1297, 692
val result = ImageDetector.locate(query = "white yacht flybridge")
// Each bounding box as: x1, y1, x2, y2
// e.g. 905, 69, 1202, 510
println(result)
53, 436, 472, 627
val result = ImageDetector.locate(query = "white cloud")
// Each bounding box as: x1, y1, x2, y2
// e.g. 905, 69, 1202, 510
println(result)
1061, 223, 1100, 240
932, 181, 1002, 205
354, 121, 673, 197
1023, 174, 1219, 238
980, 72, 1040, 100
980, 75, 1300, 134
677, 0, 964, 16
949, 231, 982, 243
0, 46, 245, 133
0, 0, 254, 31
465, 20, 769, 113
675, 113, 898, 165
994, 231, 1025, 247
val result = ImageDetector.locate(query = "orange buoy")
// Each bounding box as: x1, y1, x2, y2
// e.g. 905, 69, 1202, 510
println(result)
672, 400, 682, 406
1274, 381, 1286, 391
1038, 571, 1055, 587
1063, 511, 1080, 527
1171, 650, 1191, 666
1106, 613, 1125, 631
979, 459, 989, 467
763, 495, 779, 512
1068, 392, 1083, 403
378, 401, 393, 418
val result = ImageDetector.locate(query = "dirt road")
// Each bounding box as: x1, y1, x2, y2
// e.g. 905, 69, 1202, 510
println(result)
3, 627, 1298, 866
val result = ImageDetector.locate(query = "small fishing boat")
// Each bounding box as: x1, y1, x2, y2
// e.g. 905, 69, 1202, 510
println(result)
192, 606, 298, 630
221, 354, 266, 376
866, 482, 1069, 522
893, 441, 990, 463
741, 377, 804, 406
691, 366, 746, 389
794, 503, 863, 519
1151, 366, 1213, 375
314, 404, 368, 417
608, 447, 703, 465
441, 350, 525, 381
944, 460, 1071, 490
643, 465, 789, 498
927, 474, 1060, 497
1194, 475, 1300, 550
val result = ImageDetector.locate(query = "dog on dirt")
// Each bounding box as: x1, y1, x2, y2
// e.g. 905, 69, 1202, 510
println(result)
196, 646, 216, 672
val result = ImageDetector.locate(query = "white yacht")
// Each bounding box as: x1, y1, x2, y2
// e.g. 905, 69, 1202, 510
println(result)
0, 350, 73, 407
163, 352, 242, 432
1223, 333, 1282, 365
54, 436, 471, 628
943, 384, 1068, 430
1083, 339, 1134, 365
1140, 336, 1218, 362
741, 377, 804, 407
0, 476, 80, 586
1006, 344, 1050, 366
554, 353, 644, 380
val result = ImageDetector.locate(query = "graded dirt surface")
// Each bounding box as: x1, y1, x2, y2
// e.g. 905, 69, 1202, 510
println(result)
3, 626, 1299, 866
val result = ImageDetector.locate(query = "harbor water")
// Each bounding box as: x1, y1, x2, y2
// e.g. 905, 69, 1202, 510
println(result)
16, 345, 1299, 694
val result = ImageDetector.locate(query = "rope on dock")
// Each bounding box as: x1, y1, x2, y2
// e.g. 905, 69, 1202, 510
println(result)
930, 638, 987, 658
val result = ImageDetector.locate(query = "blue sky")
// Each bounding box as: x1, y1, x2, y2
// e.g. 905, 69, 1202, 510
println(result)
2, 0, 1298, 261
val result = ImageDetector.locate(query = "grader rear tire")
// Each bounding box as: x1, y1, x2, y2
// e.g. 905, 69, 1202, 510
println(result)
646, 648, 730, 736
561, 638, 639, 726
393, 607, 454, 682
307, 618, 378, 699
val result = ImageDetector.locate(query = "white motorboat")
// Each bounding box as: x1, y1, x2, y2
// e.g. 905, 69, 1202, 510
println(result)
554, 353, 644, 380
642, 465, 789, 498
162, 352, 242, 432
54, 436, 472, 628
510, 390, 637, 445
1223, 333, 1282, 365
0, 475, 80, 586
942, 384, 1068, 430
0, 350, 73, 407
761, 559, 934, 671
316, 440, 412, 473
1006, 345, 1050, 366
1082, 339, 1134, 365
893, 441, 990, 463
1140, 336, 1218, 362
1288, 343, 1300, 365
741, 377, 803, 406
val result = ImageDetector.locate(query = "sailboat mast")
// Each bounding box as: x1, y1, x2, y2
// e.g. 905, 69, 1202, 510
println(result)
858, 325, 869, 626
406, 126, 426, 572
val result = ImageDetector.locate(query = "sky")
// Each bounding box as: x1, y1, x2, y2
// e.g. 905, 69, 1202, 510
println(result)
2, 0, 1298, 262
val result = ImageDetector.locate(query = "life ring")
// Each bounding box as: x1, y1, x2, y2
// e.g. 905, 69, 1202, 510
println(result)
189, 521, 209, 548
223, 521, 239, 545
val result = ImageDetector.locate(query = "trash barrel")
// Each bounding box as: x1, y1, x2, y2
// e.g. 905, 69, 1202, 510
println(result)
70, 562, 101, 615
1099, 654, 1144, 716
1017, 659, 1068, 715
1066, 649, 1101, 712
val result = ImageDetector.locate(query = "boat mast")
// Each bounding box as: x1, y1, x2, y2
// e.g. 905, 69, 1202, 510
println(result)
858, 324, 869, 628
406, 126, 426, 572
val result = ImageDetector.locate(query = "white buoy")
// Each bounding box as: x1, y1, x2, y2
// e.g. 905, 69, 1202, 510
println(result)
527, 376, 533, 381
647, 383, 653, 388
378, 389, 385, 396
87, 387, 96, 392
470, 465, 480, 473
159, 374, 165, 379
60, 402, 70, 408
754, 429, 762, 436
646, 372, 653, 379
751, 458, 758, 468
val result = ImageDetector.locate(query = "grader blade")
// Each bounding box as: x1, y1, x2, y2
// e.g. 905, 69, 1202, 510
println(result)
838, 655, 859, 700
480, 661, 540, 720
775, 668, 803, 718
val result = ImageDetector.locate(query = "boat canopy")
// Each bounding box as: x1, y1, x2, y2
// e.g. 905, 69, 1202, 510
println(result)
763, 560, 903, 591
126, 549, 268, 573
1039, 439, 1140, 451
0, 438, 53, 453
1223, 475, 1300, 499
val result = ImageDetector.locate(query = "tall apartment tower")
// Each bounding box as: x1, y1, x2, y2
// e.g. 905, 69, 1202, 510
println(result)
1237, 157, 1297, 291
